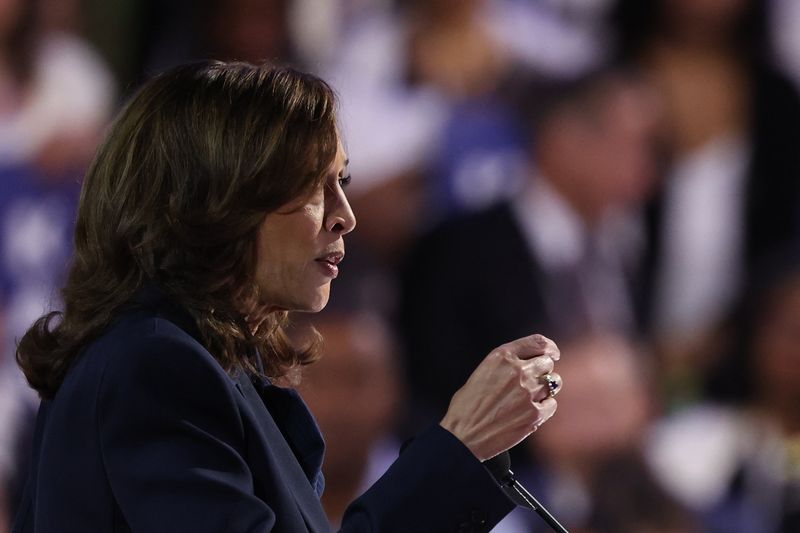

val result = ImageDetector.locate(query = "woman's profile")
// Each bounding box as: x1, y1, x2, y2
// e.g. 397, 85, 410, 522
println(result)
12, 61, 561, 533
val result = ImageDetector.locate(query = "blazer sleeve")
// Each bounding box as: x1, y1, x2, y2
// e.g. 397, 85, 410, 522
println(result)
339, 425, 515, 533
96, 328, 276, 533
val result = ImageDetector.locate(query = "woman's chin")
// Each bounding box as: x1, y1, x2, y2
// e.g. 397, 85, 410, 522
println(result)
295, 286, 331, 313
261, 282, 331, 313
309, 292, 331, 313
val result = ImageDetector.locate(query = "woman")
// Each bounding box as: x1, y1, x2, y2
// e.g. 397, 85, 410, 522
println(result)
11, 61, 560, 532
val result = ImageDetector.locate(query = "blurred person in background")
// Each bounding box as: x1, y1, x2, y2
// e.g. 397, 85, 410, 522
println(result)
519, 334, 700, 532
0, 337, 11, 533
0, 0, 114, 526
275, 0, 625, 319
204, 0, 293, 66
0, 0, 114, 169
648, 251, 800, 533
85, 0, 300, 97
0, 351, 34, 533
771, 0, 800, 88
400, 67, 660, 424
325, 0, 620, 248
293, 310, 404, 529
611, 0, 800, 387
326, 0, 524, 272
0, 0, 114, 353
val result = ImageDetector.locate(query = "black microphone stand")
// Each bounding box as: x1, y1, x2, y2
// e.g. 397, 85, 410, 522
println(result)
502, 468, 568, 533
484, 452, 569, 533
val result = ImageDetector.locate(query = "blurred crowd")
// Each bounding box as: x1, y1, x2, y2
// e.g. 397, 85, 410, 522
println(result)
1, 0, 800, 531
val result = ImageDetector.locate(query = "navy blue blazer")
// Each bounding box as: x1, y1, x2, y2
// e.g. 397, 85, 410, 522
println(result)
13, 287, 514, 532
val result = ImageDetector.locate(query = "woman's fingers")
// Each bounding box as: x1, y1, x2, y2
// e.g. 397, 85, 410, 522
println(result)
522, 353, 555, 377
532, 397, 558, 431
494, 334, 560, 362
440, 334, 563, 460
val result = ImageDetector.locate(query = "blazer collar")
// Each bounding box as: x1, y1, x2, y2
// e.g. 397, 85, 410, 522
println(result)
234, 370, 331, 533
248, 374, 326, 494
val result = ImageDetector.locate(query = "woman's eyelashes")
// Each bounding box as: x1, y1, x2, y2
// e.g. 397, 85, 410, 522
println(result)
325, 174, 351, 197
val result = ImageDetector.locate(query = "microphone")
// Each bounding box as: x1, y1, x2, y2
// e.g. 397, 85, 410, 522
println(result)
484, 452, 569, 533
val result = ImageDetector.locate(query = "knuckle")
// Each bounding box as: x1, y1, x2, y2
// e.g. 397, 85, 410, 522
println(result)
516, 364, 528, 378
494, 347, 513, 361
536, 356, 555, 375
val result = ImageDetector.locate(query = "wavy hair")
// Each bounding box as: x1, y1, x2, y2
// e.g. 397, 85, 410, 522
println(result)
17, 61, 338, 399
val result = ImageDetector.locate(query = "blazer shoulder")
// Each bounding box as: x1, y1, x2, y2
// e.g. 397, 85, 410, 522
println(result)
76, 309, 234, 409
82, 308, 194, 360
86, 310, 247, 443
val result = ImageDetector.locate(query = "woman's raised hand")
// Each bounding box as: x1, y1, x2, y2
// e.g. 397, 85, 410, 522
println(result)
439, 334, 561, 461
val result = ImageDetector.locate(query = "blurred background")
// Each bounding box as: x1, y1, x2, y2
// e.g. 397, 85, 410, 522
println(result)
1, 0, 800, 531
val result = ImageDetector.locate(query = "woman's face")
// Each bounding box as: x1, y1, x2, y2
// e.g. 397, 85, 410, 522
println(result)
254, 142, 355, 312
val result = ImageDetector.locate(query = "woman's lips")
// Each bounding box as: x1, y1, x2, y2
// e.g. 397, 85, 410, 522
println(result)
316, 259, 339, 278
315, 251, 343, 278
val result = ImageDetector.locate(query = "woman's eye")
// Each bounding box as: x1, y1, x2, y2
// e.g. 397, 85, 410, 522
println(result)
338, 175, 352, 188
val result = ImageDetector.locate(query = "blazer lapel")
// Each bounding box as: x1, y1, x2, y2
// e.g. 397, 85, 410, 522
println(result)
233, 371, 331, 533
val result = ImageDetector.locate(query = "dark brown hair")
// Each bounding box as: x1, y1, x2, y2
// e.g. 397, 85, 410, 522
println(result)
17, 60, 338, 399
